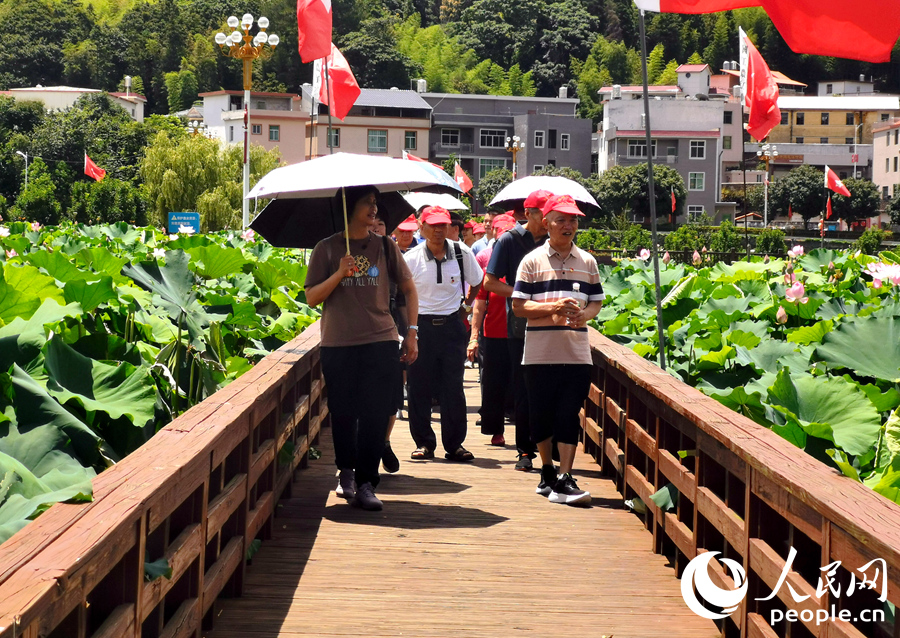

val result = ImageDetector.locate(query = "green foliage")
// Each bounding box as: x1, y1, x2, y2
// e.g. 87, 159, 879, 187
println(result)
164, 69, 199, 114
475, 168, 513, 210
887, 191, 900, 226
620, 224, 651, 252
594, 163, 685, 221
576, 228, 613, 251
770, 164, 825, 222
708, 221, 744, 254
854, 228, 889, 255
68, 178, 148, 226
755, 228, 787, 255
664, 223, 709, 257
0, 222, 318, 544
8, 158, 60, 225
830, 177, 881, 223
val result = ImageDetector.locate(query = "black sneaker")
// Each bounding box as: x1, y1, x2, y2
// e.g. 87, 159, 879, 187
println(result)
515, 453, 533, 472
536, 465, 557, 496
549, 473, 591, 506
382, 442, 400, 474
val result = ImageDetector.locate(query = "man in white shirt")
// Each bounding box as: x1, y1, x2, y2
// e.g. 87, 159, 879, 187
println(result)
404, 206, 483, 462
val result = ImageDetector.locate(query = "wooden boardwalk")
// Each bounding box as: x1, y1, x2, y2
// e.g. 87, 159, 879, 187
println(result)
204, 370, 718, 638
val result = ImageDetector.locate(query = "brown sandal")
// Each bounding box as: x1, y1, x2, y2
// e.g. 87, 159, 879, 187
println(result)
411, 446, 434, 460
445, 447, 475, 462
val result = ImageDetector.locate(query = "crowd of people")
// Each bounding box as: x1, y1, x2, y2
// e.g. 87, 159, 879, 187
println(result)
303, 186, 604, 511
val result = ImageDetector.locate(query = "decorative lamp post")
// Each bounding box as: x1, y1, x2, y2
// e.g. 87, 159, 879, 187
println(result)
756, 142, 778, 226
215, 14, 279, 229
187, 119, 209, 137
505, 135, 524, 179
15, 150, 29, 189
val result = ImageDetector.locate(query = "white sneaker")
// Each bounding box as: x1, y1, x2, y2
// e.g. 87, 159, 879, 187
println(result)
549, 473, 591, 506
335, 469, 356, 500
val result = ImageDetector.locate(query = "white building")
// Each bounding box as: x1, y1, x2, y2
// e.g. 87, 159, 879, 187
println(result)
3, 85, 146, 121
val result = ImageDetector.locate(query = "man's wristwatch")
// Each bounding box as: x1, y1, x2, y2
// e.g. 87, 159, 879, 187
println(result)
407, 325, 418, 340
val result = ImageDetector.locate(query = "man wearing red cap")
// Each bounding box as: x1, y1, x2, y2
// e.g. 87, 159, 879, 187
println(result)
392, 214, 418, 253
484, 190, 552, 471
462, 220, 477, 247
471, 211, 497, 255
511, 194, 604, 506
404, 206, 484, 462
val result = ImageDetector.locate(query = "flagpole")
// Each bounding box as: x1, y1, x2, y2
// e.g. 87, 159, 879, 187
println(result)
638, 9, 667, 371
324, 55, 335, 157
821, 189, 828, 249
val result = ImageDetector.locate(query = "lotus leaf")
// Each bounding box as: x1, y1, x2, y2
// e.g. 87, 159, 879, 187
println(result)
696, 346, 735, 371
725, 330, 761, 349
661, 274, 697, 307
245, 242, 274, 262
102, 222, 142, 244
736, 341, 811, 375
253, 262, 293, 292
870, 457, 900, 505
649, 483, 678, 512
75, 247, 130, 281
186, 246, 249, 280
25, 251, 97, 283
787, 320, 834, 345
798, 249, 843, 271
0, 271, 41, 325
704, 386, 766, 423
63, 277, 117, 313
43, 337, 157, 431
266, 258, 309, 288
0, 300, 83, 372
815, 297, 860, 321
816, 317, 900, 383
767, 369, 881, 456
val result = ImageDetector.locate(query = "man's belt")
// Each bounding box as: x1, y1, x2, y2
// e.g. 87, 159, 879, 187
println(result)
419, 313, 459, 326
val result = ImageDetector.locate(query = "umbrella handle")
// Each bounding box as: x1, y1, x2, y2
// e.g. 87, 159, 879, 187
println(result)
341, 186, 350, 255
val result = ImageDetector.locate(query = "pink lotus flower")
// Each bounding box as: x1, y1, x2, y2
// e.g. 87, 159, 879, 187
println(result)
784, 272, 796, 285
776, 306, 788, 324
787, 245, 804, 258
692, 250, 702, 266
828, 261, 835, 270
785, 281, 808, 304
763, 255, 770, 264
0, 226, 9, 238
662, 251, 671, 265
864, 262, 900, 287
5, 249, 17, 259
30, 221, 42, 231
639, 248, 650, 261
241, 228, 256, 242
874, 279, 883, 289
152, 248, 166, 259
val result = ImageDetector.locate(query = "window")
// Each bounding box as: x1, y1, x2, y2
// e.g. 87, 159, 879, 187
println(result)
560, 133, 570, 150
549, 129, 557, 149
723, 136, 732, 150
533, 165, 544, 172
888, 134, 891, 146
887, 159, 891, 172
690, 140, 706, 159
251, 124, 262, 135
687, 205, 705, 220
882, 113, 890, 121
884, 186, 890, 199
821, 113, 829, 125
723, 111, 733, 124
441, 128, 459, 147
780, 112, 788, 125
688, 172, 705, 190
895, 130, 899, 144
479, 158, 506, 179
328, 127, 340, 148
480, 129, 506, 148
796, 113, 805, 125
756, 174, 763, 183
820, 137, 829, 144
547, 159, 556, 167
627, 139, 656, 157
796, 137, 804, 144
846, 113, 855, 125
826, 83, 833, 94
268, 125, 280, 142
256, 101, 266, 110
845, 138, 854, 144
404, 131, 417, 150
894, 156, 898, 172
840, 171, 847, 179
534, 130, 545, 148
368, 129, 387, 153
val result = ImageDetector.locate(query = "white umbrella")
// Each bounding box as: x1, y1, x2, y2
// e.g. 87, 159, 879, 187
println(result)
247, 152, 463, 200
488, 175, 598, 211
403, 192, 469, 212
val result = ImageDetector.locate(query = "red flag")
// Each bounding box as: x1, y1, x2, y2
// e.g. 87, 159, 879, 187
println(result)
742, 29, 780, 142
824, 166, 851, 197
403, 151, 428, 162
455, 163, 473, 193
788, 203, 792, 218
670, 187, 676, 213
633, 0, 900, 63
317, 43, 360, 121
296, 0, 332, 63
826, 194, 834, 220
84, 154, 106, 181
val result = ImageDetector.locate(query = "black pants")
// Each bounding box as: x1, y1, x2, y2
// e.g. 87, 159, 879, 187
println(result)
508, 339, 536, 456
479, 337, 511, 435
523, 364, 591, 445
408, 315, 468, 454
321, 340, 399, 488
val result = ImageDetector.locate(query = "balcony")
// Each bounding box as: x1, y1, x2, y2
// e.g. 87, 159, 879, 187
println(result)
432, 142, 475, 155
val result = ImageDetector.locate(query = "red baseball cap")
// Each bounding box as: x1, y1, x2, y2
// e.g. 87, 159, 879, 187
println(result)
421, 206, 452, 225
396, 214, 418, 231
523, 189, 554, 210
473, 223, 486, 235
492, 213, 516, 234
464, 220, 476, 229
542, 194, 584, 217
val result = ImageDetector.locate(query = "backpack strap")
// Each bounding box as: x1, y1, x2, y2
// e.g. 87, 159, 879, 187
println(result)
452, 241, 466, 298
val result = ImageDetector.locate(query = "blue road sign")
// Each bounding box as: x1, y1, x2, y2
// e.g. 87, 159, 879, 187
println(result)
168, 212, 200, 234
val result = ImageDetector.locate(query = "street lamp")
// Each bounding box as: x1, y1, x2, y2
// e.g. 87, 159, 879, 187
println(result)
15, 151, 28, 189
852, 122, 863, 179
215, 14, 279, 229
504, 135, 525, 179
757, 142, 778, 226
187, 119, 209, 137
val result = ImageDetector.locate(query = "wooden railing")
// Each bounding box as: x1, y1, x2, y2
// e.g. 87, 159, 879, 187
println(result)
0, 322, 327, 638
582, 329, 900, 638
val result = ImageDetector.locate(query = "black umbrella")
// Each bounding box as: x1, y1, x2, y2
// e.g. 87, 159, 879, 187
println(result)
250, 190, 415, 249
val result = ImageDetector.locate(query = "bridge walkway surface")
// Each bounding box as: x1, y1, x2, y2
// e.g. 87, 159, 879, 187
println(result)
203, 368, 718, 638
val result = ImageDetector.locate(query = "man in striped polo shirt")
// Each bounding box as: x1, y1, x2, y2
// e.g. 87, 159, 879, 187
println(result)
511, 194, 605, 506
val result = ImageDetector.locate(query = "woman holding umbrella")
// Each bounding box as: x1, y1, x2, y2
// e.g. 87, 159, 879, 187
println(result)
305, 185, 419, 511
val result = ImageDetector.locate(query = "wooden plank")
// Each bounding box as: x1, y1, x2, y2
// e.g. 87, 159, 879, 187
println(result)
626, 418, 657, 459
142, 524, 202, 620
752, 470, 823, 544
746, 613, 778, 638
749, 538, 821, 634
246, 492, 275, 543
704, 560, 741, 630
207, 475, 247, 540
249, 441, 275, 487
664, 514, 695, 559
588, 383, 602, 406
605, 396, 625, 430
583, 415, 601, 447
202, 538, 244, 614
658, 450, 696, 503
89, 604, 134, 638
625, 465, 661, 518
159, 598, 199, 638
829, 524, 900, 604
604, 438, 624, 476
824, 620, 869, 638
697, 430, 746, 478
696, 487, 745, 553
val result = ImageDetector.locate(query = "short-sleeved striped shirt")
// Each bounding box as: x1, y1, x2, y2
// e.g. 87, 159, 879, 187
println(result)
512, 242, 605, 365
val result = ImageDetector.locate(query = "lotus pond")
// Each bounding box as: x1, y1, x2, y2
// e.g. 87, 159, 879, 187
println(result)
593, 247, 900, 507
0, 221, 317, 543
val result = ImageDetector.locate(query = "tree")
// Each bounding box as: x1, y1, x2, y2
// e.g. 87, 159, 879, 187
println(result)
887, 191, 900, 225
9, 157, 60, 225
655, 60, 679, 85
340, 16, 421, 89
594, 163, 685, 221
702, 13, 732, 73
475, 167, 513, 209
646, 44, 665, 83
769, 164, 825, 223
829, 177, 881, 223
67, 178, 148, 225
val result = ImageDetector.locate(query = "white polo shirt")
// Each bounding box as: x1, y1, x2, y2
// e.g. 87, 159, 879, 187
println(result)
404, 240, 483, 316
